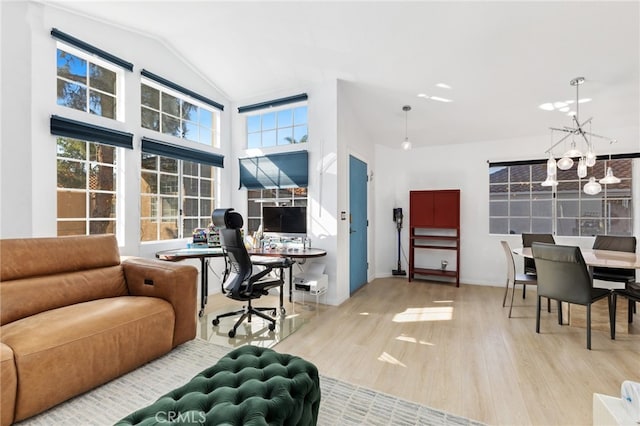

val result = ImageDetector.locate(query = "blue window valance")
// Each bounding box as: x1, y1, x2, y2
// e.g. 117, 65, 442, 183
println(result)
141, 137, 224, 168
141, 69, 224, 111
50, 115, 133, 149
239, 150, 308, 189
51, 28, 133, 71
238, 93, 308, 114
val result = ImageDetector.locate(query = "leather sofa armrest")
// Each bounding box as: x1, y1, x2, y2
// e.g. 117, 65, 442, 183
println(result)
122, 258, 198, 347
1, 343, 16, 426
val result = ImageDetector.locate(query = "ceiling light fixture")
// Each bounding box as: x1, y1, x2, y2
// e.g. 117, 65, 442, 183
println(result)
401, 105, 412, 150
542, 77, 619, 195
599, 141, 621, 185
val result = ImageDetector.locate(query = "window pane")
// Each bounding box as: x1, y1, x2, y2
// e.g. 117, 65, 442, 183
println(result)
262, 130, 276, 147
199, 127, 212, 146
183, 121, 198, 142
200, 199, 212, 216
248, 201, 261, 217
510, 183, 530, 199
57, 50, 87, 83
606, 199, 633, 219
557, 199, 578, 217
248, 133, 261, 148
277, 109, 293, 127
183, 177, 198, 196
57, 80, 86, 111
162, 114, 181, 137
532, 200, 552, 217
247, 115, 261, 133
57, 160, 86, 189
182, 101, 198, 121
200, 180, 212, 197
160, 197, 178, 217
183, 198, 198, 216
141, 84, 159, 109
160, 175, 178, 195
607, 159, 631, 178
531, 219, 553, 233
580, 218, 603, 236
162, 93, 180, 117
159, 220, 178, 240
490, 218, 508, 234
248, 218, 261, 235
531, 164, 547, 182
58, 221, 86, 236
293, 106, 307, 125
141, 108, 160, 131
262, 112, 276, 130
278, 127, 293, 145
609, 219, 632, 235
293, 125, 308, 143
140, 219, 158, 242
489, 166, 508, 184
159, 157, 177, 173
200, 165, 212, 179
510, 200, 530, 217
140, 195, 157, 217
557, 218, 578, 236
89, 91, 116, 118
89, 64, 116, 94
510, 165, 530, 183
57, 190, 86, 218
89, 220, 115, 235
489, 201, 507, 216
557, 180, 580, 199
183, 161, 198, 176
90, 164, 115, 191
183, 219, 199, 234
509, 218, 530, 234
89, 193, 115, 218
141, 153, 158, 171
57, 138, 86, 160
89, 143, 115, 164
199, 109, 213, 128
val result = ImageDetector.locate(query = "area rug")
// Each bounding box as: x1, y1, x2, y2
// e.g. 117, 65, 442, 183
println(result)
18, 339, 484, 426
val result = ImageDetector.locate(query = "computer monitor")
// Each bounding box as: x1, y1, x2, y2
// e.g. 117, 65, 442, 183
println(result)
262, 206, 307, 236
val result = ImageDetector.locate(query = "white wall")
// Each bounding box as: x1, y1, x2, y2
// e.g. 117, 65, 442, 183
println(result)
374, 126, 640, 287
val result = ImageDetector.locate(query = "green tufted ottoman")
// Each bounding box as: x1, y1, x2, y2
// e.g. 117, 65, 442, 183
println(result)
115, 345, 320, 426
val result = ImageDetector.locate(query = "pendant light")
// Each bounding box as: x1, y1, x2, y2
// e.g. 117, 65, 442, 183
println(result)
599, 141, 621, 184
583, 176, 602, 195
577, 157, 587, 178
401, 105, 412, 150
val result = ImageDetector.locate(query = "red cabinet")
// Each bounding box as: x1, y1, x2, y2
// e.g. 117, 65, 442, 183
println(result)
409, 190, 460, 286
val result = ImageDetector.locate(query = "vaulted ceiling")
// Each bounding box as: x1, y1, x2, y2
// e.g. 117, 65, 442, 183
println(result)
44, 1, 639, 149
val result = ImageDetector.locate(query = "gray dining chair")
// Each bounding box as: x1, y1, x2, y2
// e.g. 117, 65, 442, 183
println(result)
532, 242, 612, 350
501, 241, 537, 318
592, 235, 637, 284
610, 282, 640, 339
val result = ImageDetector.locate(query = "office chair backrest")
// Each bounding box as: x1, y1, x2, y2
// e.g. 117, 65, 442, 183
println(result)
531, 243, 592, 305
522, 233, 555, 275
500, 241, 516, 283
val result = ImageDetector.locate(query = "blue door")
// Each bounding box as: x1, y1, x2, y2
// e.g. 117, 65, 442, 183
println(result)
349, 155, 368, 294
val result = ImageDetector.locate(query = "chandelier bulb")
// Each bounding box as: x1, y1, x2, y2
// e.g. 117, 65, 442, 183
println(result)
583, 176, 602, 195
577, 157, 587, 178
557, 156, 574, 170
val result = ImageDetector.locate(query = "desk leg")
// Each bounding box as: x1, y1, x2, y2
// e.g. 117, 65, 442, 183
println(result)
279, 267, 285, 316
198, 258, 208, 318
288, 263, 293, 303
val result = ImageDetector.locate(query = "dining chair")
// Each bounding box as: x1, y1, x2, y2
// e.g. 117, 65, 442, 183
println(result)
591, 235, 637, 284
522, 233, 555, 311
610, 282, 640, 339
501, 241, 537, 318
532, 242, 612, 350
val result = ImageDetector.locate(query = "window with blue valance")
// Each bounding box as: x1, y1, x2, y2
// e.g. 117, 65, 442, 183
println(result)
50, 115, 133, 149
239, 150, 308, 189
141, 137, 224, 168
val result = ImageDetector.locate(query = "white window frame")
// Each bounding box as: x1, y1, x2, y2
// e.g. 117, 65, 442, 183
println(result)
245, 103, 308, 149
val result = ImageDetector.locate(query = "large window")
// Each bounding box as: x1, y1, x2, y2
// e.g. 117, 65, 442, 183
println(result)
56, 137, 117, 236
140, 153, 215, 241
246, 105, 308, 148
247, 188, 307, 235
489, 158, 633, 236
56, 45, 121, 120
141, 81, 219, 148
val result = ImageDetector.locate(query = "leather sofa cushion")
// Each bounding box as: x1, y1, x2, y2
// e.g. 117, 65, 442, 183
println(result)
1, 266, 128, 325
1, 297, 175, 422
116, 345, 321, 426
1, 343, 16, 426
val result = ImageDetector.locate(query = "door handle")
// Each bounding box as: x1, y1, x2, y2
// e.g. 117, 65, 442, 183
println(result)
350, 229, 356, 234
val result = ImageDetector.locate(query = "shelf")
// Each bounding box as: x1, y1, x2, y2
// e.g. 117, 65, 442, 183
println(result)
413, 245, 458, 250
411, 267, 457, 277
411, 235, 458, 241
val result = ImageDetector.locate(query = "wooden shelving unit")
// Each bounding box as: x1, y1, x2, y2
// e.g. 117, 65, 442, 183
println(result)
408, 190, 460, 286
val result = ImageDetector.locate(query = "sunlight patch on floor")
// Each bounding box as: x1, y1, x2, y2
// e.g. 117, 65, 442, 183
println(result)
396, 335, 434, 346
377, 351, 407, 367
392, 307, 453, 322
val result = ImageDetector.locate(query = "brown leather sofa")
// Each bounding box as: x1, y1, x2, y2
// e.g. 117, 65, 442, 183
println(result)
0, 235, 198, 425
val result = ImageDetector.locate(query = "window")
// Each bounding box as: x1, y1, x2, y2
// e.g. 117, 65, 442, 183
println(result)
247, 188, 308, 234
56, 137, 117, 236
246, 105, 308, 148
141, 81, 219, 147
489, 158, 633, 236
140, 153, 215, 241
56, 45, 121, 120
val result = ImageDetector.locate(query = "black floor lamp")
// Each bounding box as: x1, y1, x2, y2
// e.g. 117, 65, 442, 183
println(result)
392, 208, 406, 276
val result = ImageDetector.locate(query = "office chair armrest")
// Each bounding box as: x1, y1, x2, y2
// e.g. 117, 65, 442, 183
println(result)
250, 266, 275, 284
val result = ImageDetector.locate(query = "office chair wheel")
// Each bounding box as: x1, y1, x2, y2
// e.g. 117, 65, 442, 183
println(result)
280, 307, 286, 315
228, 329, 236, 338
268, 323, 276, 331
212, 318, 220, 326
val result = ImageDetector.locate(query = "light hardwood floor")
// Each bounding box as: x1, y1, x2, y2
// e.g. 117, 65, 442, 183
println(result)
207, 278, 640, 425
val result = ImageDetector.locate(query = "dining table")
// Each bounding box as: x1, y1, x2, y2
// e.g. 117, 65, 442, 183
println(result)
512, 246, 639, 335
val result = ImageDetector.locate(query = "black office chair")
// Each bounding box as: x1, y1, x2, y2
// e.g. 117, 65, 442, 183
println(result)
591, 235, 637, 284
531, 242, 612, 350
610, 282, 640, 339
211, 208, 283, 338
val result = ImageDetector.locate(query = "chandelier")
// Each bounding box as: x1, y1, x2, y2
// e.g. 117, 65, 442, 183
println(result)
401, 105, 412, 150
541, 77, 619, 195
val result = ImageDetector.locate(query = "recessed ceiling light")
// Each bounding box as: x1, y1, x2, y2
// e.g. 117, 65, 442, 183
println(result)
565, 100, 575, 104
417, 93, 428, 98
553, 101, 568, 108
429, 96, 452, 103
435, 83, 452, 89
567, 111, 577, 116
578, 98, 592, 104
539, 103, 555, 111
559, 107, 570, 112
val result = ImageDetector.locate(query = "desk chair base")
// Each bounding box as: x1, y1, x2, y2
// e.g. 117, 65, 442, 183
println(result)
212, 300, 276, 338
